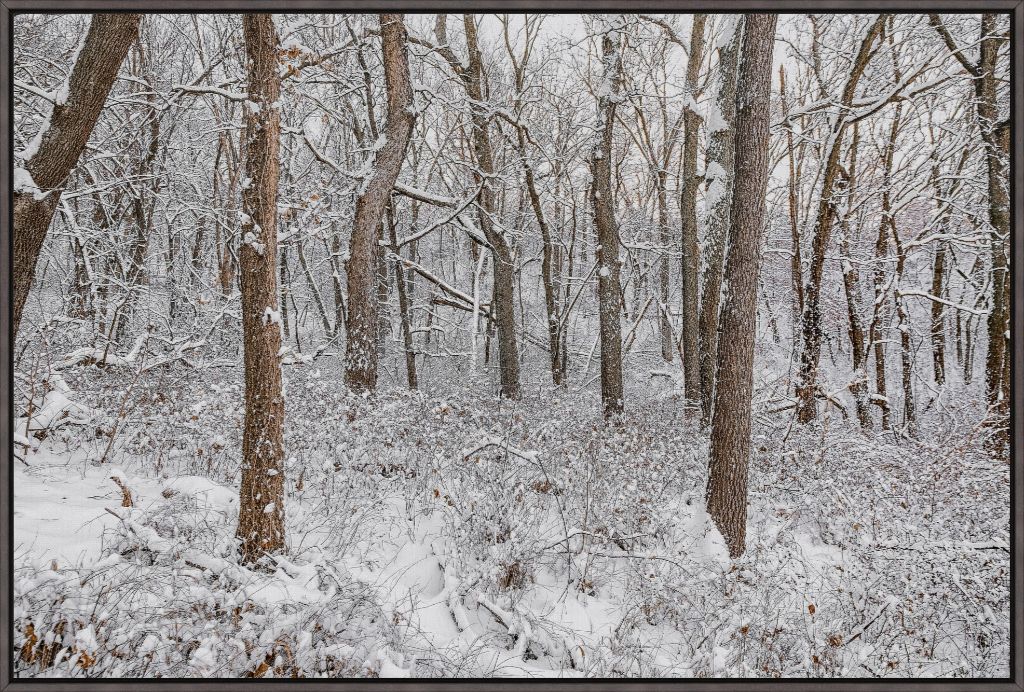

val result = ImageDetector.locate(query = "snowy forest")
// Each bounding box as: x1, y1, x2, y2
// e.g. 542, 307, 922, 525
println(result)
11, 12, 1011, 678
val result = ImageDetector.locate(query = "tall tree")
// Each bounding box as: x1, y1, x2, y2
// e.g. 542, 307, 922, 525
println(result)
344, 13, 417, 392
794, 14, 887, 423
679, 14, 708, 411
697, 16, 742, 424
591, 27, 626, 417
13, 14, 141, 337
929, 14, 1010, 446
236, 14, 286, 564
706, 13, 776, 559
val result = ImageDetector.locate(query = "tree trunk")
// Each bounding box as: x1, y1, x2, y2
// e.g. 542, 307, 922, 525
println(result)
386, 203, 418, 389
591, 30, 625, 417
657, 171, 673, 364
706, 13, 777, 559
795, 14, 887, 423
13, 14, 141, 337
977, 16, 1010, 435
779, 66, 805, 342
344, 14, 417, 392
519, 126, 564, 386
698, 16, 741, 424
930, 241, 947, 385
869, 212, 892, 431
679, 14, 707, 410
236, 14, 286, 564
838, 123, 871, 429
459, 15, 522, 399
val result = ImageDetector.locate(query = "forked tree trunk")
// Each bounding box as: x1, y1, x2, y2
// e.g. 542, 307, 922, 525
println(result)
13, 14, 141, 337
461, 15, 522, 399
591, 30, 625, 417
236, 13, 286, 564
345, 14, 417, 392
795, 14, 887, 423
706, 13, 776, 559
698, 16, 741, 425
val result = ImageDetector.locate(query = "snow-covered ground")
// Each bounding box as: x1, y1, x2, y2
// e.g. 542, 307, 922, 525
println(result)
13, 356, 1009, 678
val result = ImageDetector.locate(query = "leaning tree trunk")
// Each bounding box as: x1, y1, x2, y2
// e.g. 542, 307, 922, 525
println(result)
236, 13, 286, 564
591, 30, 625, 417
344, 13, 417, 392
13, 14, 141, 337
679, 14, 707, 411
706, 13, 777, 559
698, 15, 741, 425
795, 14, 887, 424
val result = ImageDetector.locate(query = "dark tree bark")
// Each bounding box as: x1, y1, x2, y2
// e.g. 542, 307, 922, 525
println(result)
344, 14, 417, 392
698, 16, 741, 425
930, 14, 1009, 435
591, 30, 626, 417
795, 14, 887, 424
13, 14, 141, 337
236, 14, 286, 564
679, 14, 707, 411
706, 13, 777, 559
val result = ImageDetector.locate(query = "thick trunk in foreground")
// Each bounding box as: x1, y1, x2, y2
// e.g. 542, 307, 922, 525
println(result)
591, 31, 625, 417
13, 14, 141, 337
706, 13, 776, 559
679, 14, 707, 410
345, 14, 417, 392
237, 14, 286, 563
698, 16, 741, 425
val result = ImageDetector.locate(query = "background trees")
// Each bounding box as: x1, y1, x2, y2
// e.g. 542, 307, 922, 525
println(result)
11, 10, 1011, 559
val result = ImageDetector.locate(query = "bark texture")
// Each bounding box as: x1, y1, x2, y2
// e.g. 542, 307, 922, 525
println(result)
591, 31, 625, 417
13, 14, 141, 337
697, 16, 741, 424
679, 14, 707, 410
236, 14, 286, 564
345, 14, 417, 392
706, 13, 776, 559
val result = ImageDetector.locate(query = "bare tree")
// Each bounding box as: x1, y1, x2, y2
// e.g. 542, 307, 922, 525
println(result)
698, 16, 742, 424
794, 14, 887, 423
344, 13, 417, 392
13, 14, 141, 337
929, 13, 1009, 446
706, 13, 776, 559
236, 14, 286, 564
592, 27, 626, 417
679, 14, 707, 411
